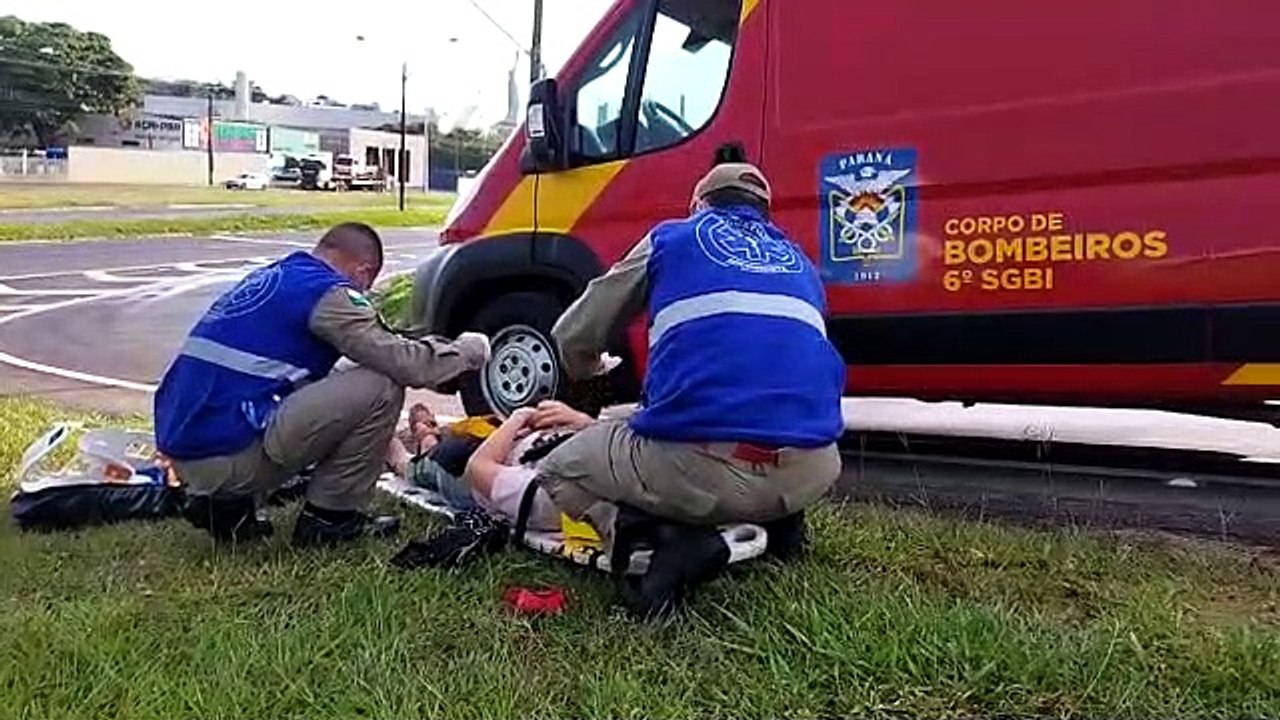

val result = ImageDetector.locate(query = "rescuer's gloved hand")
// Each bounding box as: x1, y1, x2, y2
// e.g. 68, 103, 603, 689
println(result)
455, 332, 491, 369
596, 353, 622, 376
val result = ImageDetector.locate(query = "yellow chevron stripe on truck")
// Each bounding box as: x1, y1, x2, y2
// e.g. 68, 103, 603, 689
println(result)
1222, 364, 1280, 386
483, 161, 627, 237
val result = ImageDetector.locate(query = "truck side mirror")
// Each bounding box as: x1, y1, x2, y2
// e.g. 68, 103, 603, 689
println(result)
520, 78, 565, 174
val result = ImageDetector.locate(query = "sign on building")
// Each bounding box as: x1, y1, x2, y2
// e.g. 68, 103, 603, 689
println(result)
213, 121, 268, 153
269, 127, 320, 156
76, 113, 186, 149
182, 119, 203, 149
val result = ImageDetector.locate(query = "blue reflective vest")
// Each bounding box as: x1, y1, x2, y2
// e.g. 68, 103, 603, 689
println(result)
154, 252, 349, 460
629, 206, 846, 448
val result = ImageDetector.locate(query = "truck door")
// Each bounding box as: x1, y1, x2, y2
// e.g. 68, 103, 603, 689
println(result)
464, 0, 766, 416
536, 0, 764, 265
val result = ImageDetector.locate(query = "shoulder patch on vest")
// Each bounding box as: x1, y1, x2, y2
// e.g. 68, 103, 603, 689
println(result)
345, 288, 372, 308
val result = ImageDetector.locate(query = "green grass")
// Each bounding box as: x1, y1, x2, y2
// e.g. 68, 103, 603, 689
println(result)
0, 183, 456, 211
2, 397, 1279, 719
370, 273, 415, 329
0, 207, 448, 243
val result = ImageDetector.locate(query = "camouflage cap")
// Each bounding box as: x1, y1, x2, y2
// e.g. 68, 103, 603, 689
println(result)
692, 162, 772, 206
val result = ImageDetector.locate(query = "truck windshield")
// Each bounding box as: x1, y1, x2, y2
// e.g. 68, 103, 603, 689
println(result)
570, 0, 740, 164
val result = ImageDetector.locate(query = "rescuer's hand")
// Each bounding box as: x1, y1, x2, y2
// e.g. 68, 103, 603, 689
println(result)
597, 352, 622, 375
456, 332, 491, 369
531, 400, 595, 432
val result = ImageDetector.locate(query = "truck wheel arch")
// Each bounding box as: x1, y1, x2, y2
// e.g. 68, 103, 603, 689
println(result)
412, 232, 642, 414
413, 232, 602, 336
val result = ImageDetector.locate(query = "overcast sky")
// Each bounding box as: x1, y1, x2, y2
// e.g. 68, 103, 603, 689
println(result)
0, 0, 614, 128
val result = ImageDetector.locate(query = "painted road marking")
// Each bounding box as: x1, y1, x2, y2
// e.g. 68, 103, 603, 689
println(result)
209, 234, 311, 248
0, 244, 433, 394
0, 257, 268, 393
0, 255, 266, 282
0, 205, 116, 214
0, 282, 160, 392
0, 286, 102, 297
83, 269, 188, 284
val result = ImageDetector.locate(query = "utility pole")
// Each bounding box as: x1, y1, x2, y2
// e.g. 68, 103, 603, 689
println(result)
206, 93, 214, 186
530, 0, 544, 83
399, 61, 407, 212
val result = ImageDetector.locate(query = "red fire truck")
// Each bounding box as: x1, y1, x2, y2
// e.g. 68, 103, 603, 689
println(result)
414, 0, 1280, 423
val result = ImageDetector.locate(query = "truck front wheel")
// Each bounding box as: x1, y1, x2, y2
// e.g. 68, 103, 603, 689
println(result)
458, 292, 564, 417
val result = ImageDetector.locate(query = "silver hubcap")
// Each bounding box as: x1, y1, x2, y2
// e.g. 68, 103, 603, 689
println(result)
481, 325, 559, 416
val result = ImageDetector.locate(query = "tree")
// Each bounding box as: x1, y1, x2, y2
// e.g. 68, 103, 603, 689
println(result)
429, 123, 506, 175
0, 16, 139, 147
143, 78, 221, 99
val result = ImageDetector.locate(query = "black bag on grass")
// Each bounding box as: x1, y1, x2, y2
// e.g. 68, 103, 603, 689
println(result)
12, 478, 185, 531
10, 425, 185, 531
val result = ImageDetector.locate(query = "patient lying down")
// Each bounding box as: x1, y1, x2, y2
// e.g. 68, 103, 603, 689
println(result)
387, 401, 594, 531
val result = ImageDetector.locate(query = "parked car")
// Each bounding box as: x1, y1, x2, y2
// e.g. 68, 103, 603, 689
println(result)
272, 166, 302, 184
224, 172, 269, 190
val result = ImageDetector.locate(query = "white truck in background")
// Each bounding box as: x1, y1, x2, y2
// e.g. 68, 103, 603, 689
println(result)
333, 154, 385, 192
298, 151, 335, 191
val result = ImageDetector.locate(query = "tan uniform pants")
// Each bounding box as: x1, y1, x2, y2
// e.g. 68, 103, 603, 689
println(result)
173, 367, 404, 513
538, 420, 842, 543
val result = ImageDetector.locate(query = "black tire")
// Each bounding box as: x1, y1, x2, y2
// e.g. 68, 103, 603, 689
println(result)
458, 292, 565, 416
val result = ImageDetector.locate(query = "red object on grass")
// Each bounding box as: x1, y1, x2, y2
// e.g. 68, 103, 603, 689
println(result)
504, 586, 567, 615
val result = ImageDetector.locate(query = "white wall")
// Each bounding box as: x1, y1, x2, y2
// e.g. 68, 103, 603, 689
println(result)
66, 146, 268, 185
347, 128, 428, 189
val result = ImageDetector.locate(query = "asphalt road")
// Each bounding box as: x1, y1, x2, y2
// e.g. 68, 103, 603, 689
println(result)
0, 229, 440, 415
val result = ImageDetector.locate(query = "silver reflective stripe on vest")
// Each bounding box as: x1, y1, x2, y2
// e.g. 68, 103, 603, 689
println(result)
180, 336, 311, 384
648, 290, 827, 348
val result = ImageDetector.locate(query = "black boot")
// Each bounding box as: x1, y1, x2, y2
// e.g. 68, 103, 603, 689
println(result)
761, 511, 808, 561
621, 521, 730, 620
265, 473, 311, 506
292, 504, 400, 547
182, 494, 274, 543
609, 504, 662, 577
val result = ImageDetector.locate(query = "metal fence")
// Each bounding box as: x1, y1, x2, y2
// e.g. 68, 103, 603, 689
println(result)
0, 150, 68, 178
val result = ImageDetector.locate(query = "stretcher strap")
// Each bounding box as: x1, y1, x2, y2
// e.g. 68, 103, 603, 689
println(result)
513, 474, 542, 543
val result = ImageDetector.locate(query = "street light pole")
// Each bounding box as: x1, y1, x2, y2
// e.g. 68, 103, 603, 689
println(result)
530, 0, 544, 83
399, 61, 407, 212
466, 0, 538, 78
206, 93, 214, 186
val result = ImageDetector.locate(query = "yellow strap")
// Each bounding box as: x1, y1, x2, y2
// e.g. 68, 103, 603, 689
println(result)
560, 513, 602, 551
447, 416, 500, 440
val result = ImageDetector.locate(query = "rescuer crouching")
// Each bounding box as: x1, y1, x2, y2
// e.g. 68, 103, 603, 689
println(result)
535, 160, 846, 618
153, 222, 490, 547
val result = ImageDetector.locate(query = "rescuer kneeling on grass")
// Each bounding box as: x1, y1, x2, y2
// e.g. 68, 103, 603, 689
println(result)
539, 161, 846, 617
154, 222, 490, 546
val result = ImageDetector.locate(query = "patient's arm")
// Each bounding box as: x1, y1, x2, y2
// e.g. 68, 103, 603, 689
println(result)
386, 436, 412, 477
464, 408, 536, 498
